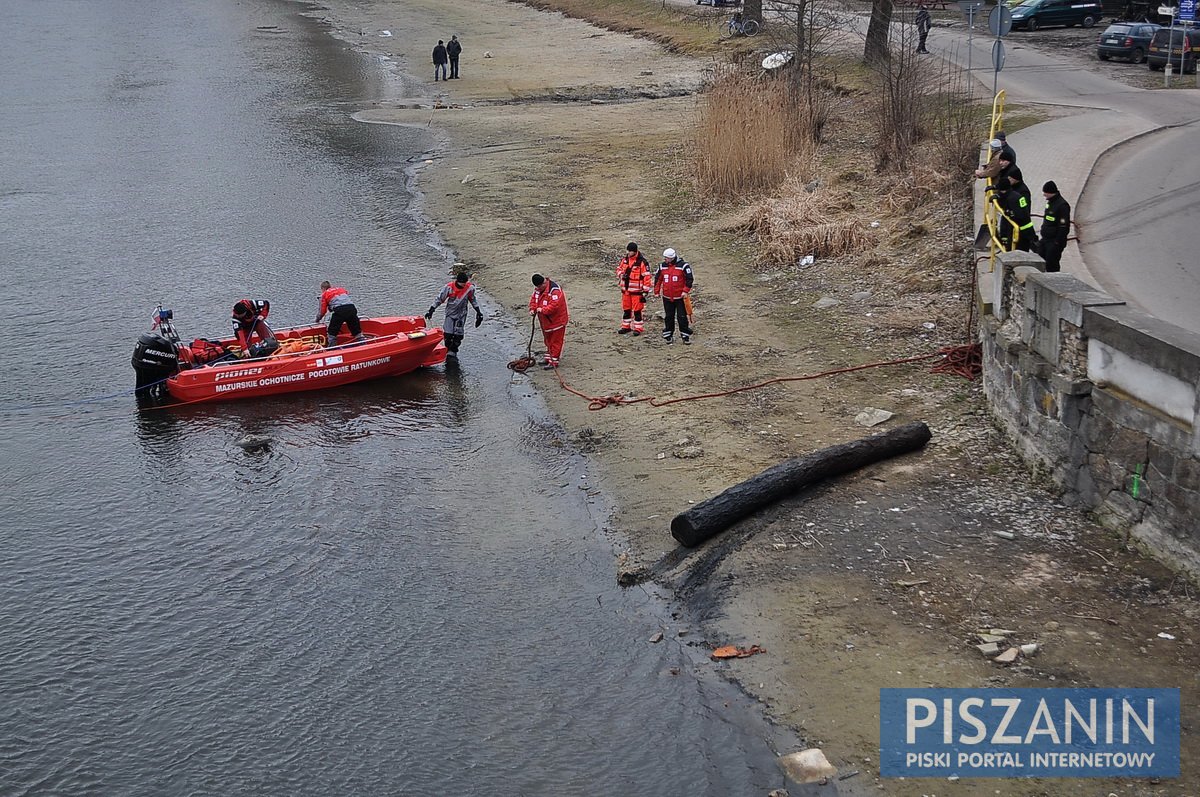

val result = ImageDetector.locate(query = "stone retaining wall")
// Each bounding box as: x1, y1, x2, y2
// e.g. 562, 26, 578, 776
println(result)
979, 251, 1200, 576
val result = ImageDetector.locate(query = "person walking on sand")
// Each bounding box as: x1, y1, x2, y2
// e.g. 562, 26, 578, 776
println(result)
915, 4, 932, 54
432, 40, 448, 82
616, 242, 653, 336
315, 280, 366, 348
425, 271, 484, 356
529, 273, 568, 370
446, 35, 462, 79
653, 248, 694, 345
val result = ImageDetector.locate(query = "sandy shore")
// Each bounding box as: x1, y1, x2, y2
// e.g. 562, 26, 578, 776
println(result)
301, 1, 1200, 791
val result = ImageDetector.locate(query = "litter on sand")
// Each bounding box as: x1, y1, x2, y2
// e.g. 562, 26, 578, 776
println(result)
711, 644, 766, 659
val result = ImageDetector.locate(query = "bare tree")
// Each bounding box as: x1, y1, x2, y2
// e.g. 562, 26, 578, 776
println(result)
745, 0, 763, 25
776, 0, 838, 143
871, 13, 928, 170
864, 0, 895, 64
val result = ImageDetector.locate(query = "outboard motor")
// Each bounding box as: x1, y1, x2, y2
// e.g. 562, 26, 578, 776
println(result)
132, 333, 180, 397
132, 307, 181, 399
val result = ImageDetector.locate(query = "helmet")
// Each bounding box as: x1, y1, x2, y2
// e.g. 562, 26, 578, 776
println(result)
663, 248, 676, 260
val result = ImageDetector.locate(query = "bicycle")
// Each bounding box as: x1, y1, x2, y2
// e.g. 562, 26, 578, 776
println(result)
728, 13, 760, 36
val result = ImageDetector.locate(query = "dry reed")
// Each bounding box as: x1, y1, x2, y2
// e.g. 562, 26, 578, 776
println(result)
693, 69, 811, 199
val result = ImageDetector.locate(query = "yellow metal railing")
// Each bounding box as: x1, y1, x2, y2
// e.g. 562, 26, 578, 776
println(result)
981, 90, 1018, 272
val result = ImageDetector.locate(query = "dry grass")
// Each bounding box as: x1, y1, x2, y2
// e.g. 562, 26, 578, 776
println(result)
720, 176, 873, 265
693, 69, 816, 199
509, 0, 737, 55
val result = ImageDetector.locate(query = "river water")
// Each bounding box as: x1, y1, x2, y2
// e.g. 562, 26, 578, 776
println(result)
0, 1, 793, 794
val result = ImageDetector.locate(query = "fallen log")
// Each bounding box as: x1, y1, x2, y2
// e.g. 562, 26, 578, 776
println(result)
670, 421, 932, 548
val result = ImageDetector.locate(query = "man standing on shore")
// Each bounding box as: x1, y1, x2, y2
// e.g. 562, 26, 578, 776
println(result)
616, 242, 652, 336
529, 274, 569, 370
653, 248, 694, 345
447, 35, 462, 79
432, 40, 448, 82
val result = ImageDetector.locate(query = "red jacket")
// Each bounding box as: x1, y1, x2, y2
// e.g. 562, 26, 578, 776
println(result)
317, 286, 349, 318
529, 279, 569, 332
653, 259, 694, 300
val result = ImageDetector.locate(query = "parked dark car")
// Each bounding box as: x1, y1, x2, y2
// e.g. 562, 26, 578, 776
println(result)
1010, 0, 1102, 30
1147, 27, 1200, 73
1097, 22, 1160, 62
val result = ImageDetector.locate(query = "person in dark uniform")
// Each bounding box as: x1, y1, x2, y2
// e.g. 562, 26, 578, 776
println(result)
1002, 168, 1036, 252
1039, 181, 1072, 272
231, 299, 279, 358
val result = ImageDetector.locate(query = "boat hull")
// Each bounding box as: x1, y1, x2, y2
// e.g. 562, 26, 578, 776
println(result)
166, 316, 446, 403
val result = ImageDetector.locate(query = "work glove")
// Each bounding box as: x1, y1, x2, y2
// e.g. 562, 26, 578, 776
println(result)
475, 311, 484, 328
424, 306, 435, 321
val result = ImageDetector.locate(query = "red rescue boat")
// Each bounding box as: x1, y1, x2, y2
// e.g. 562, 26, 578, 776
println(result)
132, 312, 447, 404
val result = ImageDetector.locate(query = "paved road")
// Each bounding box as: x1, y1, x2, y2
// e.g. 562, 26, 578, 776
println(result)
1081, 122, 1200, 329
925, 19, 1200, 332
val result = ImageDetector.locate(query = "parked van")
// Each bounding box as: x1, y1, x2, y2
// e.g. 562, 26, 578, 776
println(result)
1147, 27, 1200, 73
1010, 0, 1102, 30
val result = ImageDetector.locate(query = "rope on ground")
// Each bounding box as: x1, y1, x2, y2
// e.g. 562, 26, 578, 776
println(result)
538, 344, 981, 412
507, 315, 540, 373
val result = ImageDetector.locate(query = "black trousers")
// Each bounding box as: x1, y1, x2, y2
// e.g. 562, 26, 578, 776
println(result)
1041, 240, 1064, 272
662, 297, 691, 337
449, 55, 460, 78
328, 304, 361, 337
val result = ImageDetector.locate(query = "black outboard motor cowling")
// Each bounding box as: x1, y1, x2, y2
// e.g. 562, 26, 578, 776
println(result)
132, 333, 180, 396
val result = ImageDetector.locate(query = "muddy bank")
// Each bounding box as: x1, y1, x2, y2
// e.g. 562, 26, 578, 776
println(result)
304, 0, 1200, 791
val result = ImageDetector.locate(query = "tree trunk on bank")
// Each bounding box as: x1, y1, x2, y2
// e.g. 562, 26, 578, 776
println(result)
864, 0, 895, 65
670, 421, 932, 548
745, 0, 763, 24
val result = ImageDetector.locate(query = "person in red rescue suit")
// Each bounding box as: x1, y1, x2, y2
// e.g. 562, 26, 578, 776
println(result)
652, 248, 694, 344
231, 299, 279, 358
425, 271, 484, 356
315, 281, 366, 348
616, 242, 653, 335
529, 273, 569, 370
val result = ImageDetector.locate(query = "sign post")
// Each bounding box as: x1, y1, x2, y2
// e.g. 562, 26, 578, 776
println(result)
1159, 5, 1176, 86
958, 1, 984, 87
987, 5, 1012, 100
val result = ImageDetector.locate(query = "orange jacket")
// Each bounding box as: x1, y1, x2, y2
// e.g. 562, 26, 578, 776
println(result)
616, 253, 652, 295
